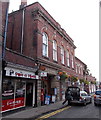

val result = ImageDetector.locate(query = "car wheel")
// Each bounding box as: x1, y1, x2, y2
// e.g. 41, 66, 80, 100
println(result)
83, 101, 87, 106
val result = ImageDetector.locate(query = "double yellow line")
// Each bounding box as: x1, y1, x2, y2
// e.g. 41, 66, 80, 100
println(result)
35, 106, 71, 120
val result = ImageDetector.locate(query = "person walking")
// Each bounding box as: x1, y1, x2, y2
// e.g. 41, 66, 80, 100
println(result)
62, 89, 73, 105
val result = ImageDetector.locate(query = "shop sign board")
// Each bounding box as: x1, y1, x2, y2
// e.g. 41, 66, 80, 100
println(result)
2, 97, 25, 112
52, 95, 56, 102
45, 95, 50, 105
40, 71, 47, 77
5, 67, 39, 79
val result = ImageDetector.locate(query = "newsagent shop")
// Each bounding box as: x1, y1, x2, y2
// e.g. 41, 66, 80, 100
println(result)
2, 65, 39, 112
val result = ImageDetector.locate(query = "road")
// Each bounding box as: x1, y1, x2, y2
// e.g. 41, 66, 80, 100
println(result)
35, 102, 101, 120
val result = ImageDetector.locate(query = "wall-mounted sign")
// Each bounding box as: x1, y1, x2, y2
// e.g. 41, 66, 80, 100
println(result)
5, 67, 39, 79
2, 97, 25, 112
40, 71, 47, 77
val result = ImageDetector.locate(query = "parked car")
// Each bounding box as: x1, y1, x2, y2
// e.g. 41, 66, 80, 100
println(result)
65, 87, 92, 106
94, 89, 101, 106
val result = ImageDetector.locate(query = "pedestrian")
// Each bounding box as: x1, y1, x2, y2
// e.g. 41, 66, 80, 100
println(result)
62, 89, 73, 105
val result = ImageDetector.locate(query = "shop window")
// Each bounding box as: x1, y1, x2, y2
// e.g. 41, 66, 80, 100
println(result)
15, 80, 25, 98
2, 79, 14, 111
2, 79, 26, 112
2, 79, 14, 100
15, 80, 26, 108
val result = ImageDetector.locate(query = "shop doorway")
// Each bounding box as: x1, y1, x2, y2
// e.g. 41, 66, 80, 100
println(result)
26, 82, 33, 106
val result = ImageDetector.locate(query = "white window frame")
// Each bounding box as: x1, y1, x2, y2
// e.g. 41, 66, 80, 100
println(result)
42, 32, 48, 57
66, 50, 70, 67
53, 40, 57, 61
61, 46, 64, 64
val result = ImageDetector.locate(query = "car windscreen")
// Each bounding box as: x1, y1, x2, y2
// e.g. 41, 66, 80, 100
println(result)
95, 91, 101, 95
80, 93, 88, 96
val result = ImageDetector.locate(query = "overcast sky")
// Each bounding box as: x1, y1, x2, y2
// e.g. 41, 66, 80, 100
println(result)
8, 0, 99, 81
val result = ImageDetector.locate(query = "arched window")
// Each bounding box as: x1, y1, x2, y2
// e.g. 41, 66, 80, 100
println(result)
42, 32, 48, 57
66, 49, 70, 66
61, 46, 64, 64
53, 40, 57, 61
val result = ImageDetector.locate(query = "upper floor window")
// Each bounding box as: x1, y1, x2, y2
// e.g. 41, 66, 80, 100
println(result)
78, 64, 81, 74
71, 55, 74, 68
61, 46, 64, 64
76, 63, 78, 73
53, 40, 57, 61
42, 32, 48, 57
80, 65, 83, 75
66, 50, 70, 67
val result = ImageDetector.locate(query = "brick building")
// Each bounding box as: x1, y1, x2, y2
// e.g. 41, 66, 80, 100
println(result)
2, 1, 96, 112
1, 1, 9, 113
86, 74, 96, 93
75, 57, 87, 90
2, 1, 77, 112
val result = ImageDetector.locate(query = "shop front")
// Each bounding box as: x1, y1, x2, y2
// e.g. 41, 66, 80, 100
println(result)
39, 67, 60, 105
2, 66, 39, 112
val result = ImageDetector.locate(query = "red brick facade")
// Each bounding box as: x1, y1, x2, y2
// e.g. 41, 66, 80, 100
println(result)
2, 2, 96, 111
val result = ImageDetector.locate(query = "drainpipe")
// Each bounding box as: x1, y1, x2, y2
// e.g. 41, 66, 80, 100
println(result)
0, 1, 9, 115
20, 0, 27, 54
21, 8, 25, 54
2, 3, 9, 59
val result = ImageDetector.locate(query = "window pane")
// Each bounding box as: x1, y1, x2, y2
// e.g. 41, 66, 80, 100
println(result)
2, 79, 14, 111
43, 33, 48, 44
43, 44, 48, 56
2, 79, 14, 100
15, 80, 25, 98
43, 33, 47, 44
15, 80, 26, 107
42, 33, 48, 57
71, 55, 74, 68
66, 50, 70, 66
61, 46, 64, 64
53, 40, 57, 61
53, 40, 57, 50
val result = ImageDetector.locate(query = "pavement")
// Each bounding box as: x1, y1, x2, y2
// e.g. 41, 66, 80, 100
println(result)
2, 100, 68, 120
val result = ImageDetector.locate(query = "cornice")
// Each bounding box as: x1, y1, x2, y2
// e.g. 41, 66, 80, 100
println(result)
32, 8, 76, 49
37, 57, 61, 70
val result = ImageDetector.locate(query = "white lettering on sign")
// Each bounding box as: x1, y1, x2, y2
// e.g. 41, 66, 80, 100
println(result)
5, 67, 39, 79
40, 72, 47, 77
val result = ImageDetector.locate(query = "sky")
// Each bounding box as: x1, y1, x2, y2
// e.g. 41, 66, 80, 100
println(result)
8, 0, 99, 81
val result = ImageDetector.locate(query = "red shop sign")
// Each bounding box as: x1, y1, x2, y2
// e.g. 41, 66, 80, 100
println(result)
2, 97, 25, 112
2, 99, 14, 111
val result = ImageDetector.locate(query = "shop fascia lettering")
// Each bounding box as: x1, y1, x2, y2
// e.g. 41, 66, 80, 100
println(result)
5, 67, 39, 79
40, 71, 47, 77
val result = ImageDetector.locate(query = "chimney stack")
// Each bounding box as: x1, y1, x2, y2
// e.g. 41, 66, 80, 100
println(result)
19, 0, 27, 9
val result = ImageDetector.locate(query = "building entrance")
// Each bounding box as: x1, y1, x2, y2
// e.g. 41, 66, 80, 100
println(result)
26, 82, 33, 106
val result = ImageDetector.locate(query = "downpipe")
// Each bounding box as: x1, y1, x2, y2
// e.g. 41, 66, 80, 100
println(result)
21, 8, 25, 54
